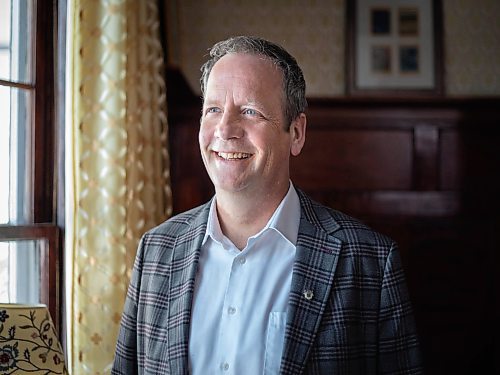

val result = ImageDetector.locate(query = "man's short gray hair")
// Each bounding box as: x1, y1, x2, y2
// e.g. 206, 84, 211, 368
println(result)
200, 36, 307, 128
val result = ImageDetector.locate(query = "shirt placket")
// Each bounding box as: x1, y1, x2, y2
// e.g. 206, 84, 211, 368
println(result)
216, 249, 248, 373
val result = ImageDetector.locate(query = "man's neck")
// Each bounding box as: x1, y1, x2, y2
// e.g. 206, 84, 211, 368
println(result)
215, 185, 289, 250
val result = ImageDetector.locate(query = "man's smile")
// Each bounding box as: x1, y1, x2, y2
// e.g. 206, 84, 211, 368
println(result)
215, 151, 253, 160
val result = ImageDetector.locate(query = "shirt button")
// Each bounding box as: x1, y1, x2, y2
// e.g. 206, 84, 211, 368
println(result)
221, 362, 229, 371
227, 307, 236, 315
239, 257, 246, 265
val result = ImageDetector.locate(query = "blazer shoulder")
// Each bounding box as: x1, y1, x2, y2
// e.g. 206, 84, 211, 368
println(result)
299, 189, 394, 248
329, 207, 394, 247
142, 201, 211, 242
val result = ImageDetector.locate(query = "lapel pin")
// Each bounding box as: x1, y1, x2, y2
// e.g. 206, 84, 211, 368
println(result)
303, 290, 314, 300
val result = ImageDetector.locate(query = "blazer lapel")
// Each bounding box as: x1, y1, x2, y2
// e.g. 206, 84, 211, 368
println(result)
166, 203, 210, 374
280, 195, 342, 375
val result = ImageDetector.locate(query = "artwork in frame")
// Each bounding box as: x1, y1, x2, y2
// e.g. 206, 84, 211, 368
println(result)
346, 0, 443, 96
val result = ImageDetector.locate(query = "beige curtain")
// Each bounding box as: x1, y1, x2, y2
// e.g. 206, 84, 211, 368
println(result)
66, 0, 172, 373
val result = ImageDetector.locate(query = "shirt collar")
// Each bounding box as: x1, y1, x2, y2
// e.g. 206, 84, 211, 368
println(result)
203, 182, 301, 247
203, 198, 224, 246
266, 182, 301, 246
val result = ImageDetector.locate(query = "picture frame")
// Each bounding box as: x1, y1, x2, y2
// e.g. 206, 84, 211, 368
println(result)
346, 0, 444, 97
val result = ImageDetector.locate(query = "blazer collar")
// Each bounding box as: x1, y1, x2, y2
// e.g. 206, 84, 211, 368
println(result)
166, 201, 211, 374
280, 190, 343, 374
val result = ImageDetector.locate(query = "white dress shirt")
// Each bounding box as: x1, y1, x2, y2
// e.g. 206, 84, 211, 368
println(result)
188, 183, 301, 374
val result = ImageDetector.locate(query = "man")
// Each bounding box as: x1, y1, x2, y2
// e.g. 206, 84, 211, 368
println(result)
112, 36, 422, 374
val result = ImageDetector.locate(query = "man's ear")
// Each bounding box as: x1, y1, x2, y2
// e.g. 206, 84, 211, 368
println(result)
290, 113, 307, 156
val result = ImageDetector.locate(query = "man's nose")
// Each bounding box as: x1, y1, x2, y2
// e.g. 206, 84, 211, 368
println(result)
214, 111, 244, 140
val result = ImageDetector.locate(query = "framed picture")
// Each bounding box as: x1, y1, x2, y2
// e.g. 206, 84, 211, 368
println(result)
346, 0, 443, 96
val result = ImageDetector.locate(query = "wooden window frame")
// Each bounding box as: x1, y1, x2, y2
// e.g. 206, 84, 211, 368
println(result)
0, 1, 61, 331
0, 225, 61, 330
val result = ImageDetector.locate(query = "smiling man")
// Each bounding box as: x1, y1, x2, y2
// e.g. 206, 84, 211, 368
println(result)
112, 36, 422, 375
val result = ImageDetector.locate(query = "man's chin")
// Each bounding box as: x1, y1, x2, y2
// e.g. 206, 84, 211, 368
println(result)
213, 179, 252, 195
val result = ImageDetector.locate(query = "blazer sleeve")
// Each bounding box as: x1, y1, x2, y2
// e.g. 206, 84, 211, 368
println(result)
111, 235, 146, 375
378, 243, 423, 374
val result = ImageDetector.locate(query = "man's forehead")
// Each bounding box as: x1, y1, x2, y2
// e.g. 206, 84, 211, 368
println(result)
203, 90, 266, 108
202, 53, 285, 112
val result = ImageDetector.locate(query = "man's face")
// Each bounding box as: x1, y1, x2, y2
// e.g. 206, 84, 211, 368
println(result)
199, 53, 304, 197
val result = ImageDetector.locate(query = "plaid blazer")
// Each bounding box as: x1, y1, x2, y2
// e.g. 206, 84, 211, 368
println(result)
112, 190, 422, 374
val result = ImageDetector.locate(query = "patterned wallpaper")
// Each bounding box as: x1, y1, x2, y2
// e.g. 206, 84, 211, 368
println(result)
168, 0, 344, 97
167, 0, 500, 97
443, 0, 500, 95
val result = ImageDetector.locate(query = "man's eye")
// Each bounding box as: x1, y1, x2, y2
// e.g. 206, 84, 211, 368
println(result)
243, 108, 258, 116
206, 107, 221, 114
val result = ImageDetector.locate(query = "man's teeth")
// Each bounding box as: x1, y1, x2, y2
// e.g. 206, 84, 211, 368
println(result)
217, 152, 251, 160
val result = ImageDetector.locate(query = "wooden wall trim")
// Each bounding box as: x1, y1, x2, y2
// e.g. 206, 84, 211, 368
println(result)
167, 93, 500, 216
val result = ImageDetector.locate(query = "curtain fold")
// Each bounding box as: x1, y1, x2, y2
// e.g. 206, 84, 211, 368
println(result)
66, 0, 172, 372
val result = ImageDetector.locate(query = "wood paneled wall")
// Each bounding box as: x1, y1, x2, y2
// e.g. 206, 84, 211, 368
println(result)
167, 69, 499, 374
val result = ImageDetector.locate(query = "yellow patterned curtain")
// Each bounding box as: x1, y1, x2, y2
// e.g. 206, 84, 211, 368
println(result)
66, 0, 172, 373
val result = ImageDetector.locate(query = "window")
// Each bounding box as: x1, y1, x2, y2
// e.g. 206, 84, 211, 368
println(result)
0, 0, 61, 330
